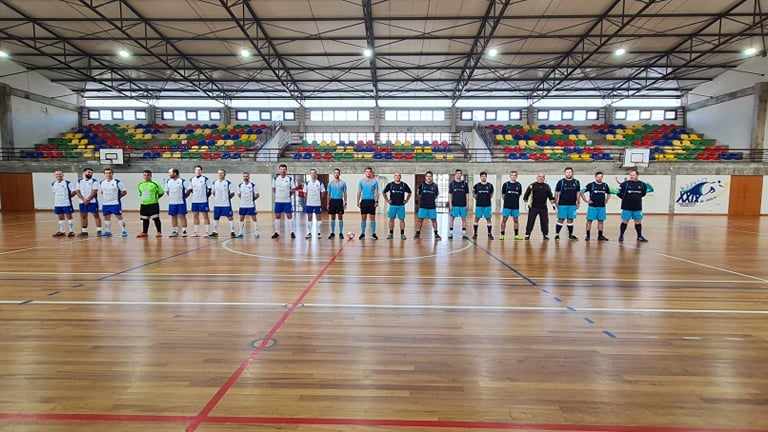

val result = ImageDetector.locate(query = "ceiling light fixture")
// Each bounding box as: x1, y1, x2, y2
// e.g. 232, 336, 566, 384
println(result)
240, 48, 251, 58
0, 50, 8, 58
118, 49, 131, 58
744, 47, 758, 56
488, 48, 498, 57
363, 48, 373, 58
614, 48, 627, 56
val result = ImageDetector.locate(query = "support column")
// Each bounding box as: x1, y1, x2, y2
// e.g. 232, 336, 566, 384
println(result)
0, 83, 14, 155
526, 105, 535, 126
750, 82, 768, 154
604, 105, 614, 125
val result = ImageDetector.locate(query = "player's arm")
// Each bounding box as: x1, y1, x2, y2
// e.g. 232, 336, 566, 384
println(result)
356, 187, 362, 207
404, 188, 412, 204
184, 181, 192, 198
374, 183, 380, 206
69, 183, 78, 198
342, 186, 348, 208
75, 184, 86, 202
640, 182, 647, 197
616, 183, 625, 199
575, 185, 582, 208
228, 184, 235, 199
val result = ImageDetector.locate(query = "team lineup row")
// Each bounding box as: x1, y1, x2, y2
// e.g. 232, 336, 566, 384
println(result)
49, 164, 650, 242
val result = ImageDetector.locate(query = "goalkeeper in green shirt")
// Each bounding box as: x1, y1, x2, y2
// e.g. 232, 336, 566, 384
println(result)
137, 169, 164, 238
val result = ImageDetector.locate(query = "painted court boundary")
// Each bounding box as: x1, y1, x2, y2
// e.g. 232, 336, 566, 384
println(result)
0, 413, 763, 432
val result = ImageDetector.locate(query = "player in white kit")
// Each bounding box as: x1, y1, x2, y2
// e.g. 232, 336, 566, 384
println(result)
165, 168, 191, 237
51, 170, 76, 237
189, 165, 212, 237
75, 167, 102, 236
304, 168, 326, 239
271, 164, 297, 239
99, 168, 128, 237
236, 172, 260, 238
210, 169, 236, 238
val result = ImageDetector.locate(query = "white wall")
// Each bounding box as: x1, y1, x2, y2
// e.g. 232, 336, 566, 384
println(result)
762, 176, 768, 215
0, 61, 79, 105
11, 96, 78, 147
686, 95, 753, 149
687, 56, 768, 105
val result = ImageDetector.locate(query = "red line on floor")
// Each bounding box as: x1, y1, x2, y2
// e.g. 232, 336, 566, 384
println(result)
184, 239, 351, 431
0, 412, 763, 432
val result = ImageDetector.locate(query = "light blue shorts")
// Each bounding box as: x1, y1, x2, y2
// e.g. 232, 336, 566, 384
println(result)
557, 205, 577, 220
388, 205, 405, 220
586, 206, 606, 221
450, 206, 467, 218
621, 210, 643, 221
475, 206, 492, 219
417, 208, 437, 219
502, 208, 520, 218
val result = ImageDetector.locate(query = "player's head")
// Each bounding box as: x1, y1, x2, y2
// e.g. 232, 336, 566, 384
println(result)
536, 172, 545, 183
425, 171, 433, 183
218, 169, 226, 180
242, 171, 250, 182
103, 168, 114, 181
594, 171, 604, 183
394, 172, 402, 182
194, 165, 203, 176
143, 170, 152, 181
480, 171, 487, 182
278, 164, 287, 176
629, 169, 639, 181
82, 168, 93, 179
54, 170, 64, 181
168, 168, 179, 179
509, 170, 518, 181
310, 168, 318, 180
564, 167, 573, 179
333, 168, 341, 179
454, 169, 463, 180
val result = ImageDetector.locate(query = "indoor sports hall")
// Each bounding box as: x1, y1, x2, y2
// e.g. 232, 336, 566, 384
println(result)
0, 1, 767, 432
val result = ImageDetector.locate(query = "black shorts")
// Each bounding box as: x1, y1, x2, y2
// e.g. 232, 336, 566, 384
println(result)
328, 198, 345, 215
360, 199, 376, 215
139, 203, 161, 219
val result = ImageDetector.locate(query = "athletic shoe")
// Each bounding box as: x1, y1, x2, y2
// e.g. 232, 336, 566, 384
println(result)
569, 235, 578, 241
318, 233, 321, 238
386, 233, 393, 239
169, 232, 179, 238
414, 233, 420, 240
67, 232, 75, 237
182, 232, 188, 237
400, 234, 407, 240
290, 232, 296, 239
584, 236, 590, 242
77, 232, 88, 237
236, 233, 244, 238
96, 231, 102, 236
499, 234, 505, 240
543, 235, 550, 240
156, 233, 162, 238
618, 235, 624, 242
254, 233, 260, 239
328, 233, 335, 239
209, 232, 219, 238
462, 234, 469, 240
434, 233, 442, 240
358, 233, 365, 240
191, 232, 200, 237
338, 233, 344, 239
448, 232, 453, 239
136, 232, 148, 238
598, 235, 609, 241
101, 231, 112, 237
554, 235, 560, 240
53, 231, 66, 237
271, 232, 279, 239
372, 233, 378, 240
488, 234, 494, 240
231, 232, 236, 238
121, 231, 128, 237
472, 233, 478, 239
305, 233, 312, 239
524, 235, 530, 240
637, 236, 649, 242
514, 235, 523, 240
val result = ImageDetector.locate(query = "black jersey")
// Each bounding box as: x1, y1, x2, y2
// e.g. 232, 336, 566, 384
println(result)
501, 181, 522, 210
383, 181, 411, 206
583, 181, 610, 207
617, 180, 647, 211
417, 182, 439, 209
448, 180, 469, 206
555, 178, 580, 206
473, 182, 494, 207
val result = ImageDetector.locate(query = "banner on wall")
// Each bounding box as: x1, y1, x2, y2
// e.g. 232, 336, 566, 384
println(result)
673, 175, 730, 214
606, 174, 671, 214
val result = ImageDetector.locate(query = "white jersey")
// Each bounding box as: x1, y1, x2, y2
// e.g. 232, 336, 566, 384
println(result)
272, 175, 296, 204
76, 177, 100, 203
211, 179, 234, 208
99, 179, 126, 206
238, 182, 259, 208
164, 178, 190, 205
52, 180, 74, 208
189, 175, 211, 204
304, 179, 325, 207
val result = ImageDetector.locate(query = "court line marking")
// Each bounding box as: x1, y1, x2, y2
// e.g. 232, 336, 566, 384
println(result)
185, 239, 351, 432
221, 238, 475, 262
654, 252, 768, 284
0, 412, 764, 432
9, 301, 767, 315
0, 246, 41, 255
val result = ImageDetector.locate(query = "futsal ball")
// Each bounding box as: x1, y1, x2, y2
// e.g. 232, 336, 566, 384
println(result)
347, 230, 354, 239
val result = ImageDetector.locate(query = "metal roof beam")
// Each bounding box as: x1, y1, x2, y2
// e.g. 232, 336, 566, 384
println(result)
362, 0, 378, 102
451, 0, 512, 104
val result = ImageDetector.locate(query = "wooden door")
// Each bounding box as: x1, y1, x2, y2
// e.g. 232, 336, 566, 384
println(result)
0, 173, 34, 211
413, 174, 426, 210
728, 175, 762, 216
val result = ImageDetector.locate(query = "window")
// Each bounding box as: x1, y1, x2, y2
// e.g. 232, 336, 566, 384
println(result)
260, 111, 272, 121
162, 111, 174, 120
99, 110, 113, 121
562, 110, 573, 121
384, 110, 396, 121
639, 110, 651, 120
549, 110, 562, 121
236, 111, 248, 121
310, 111, 322, 121
186, 111, 197, 120
210, 111, 220, 121
460, 110, 472, 121
88, 109, 147, 121
485, 110, 497, 121
664, 110, 677, 120
614, 110, 627, 120
345, 110, 358, 121
124, 110, 136, 121
420, 110, 433, 121
322, 111, 334, 121
586, 110, 598, 121
88, 110, 99, 120
397, 110, 408, 121
334, 111, 347, 121
111, 110, 123, 120
198, 111, 210, 122
283, 111, 295, 121
409, 110, 421, 121
173, 110, 186, 121
509, 110, 522, 121
537, 111, 548, 120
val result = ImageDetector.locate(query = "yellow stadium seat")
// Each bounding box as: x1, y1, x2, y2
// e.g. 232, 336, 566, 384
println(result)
568, 134, 577, 141
446, 153, 454, 160
605, 134, 615, 141
578, 134, 587, 140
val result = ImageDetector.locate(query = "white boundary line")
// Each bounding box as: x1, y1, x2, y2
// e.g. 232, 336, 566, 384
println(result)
3, 299, 768, 314
0, 246, 41, 255
654, 252, 768, 284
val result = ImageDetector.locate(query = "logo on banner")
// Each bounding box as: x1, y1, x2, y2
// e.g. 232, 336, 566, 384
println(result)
610, 177, 655, 195
675, 179, 727, 207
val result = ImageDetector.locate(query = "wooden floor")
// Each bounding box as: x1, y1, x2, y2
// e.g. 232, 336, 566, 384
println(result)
0, 211, 767, 432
